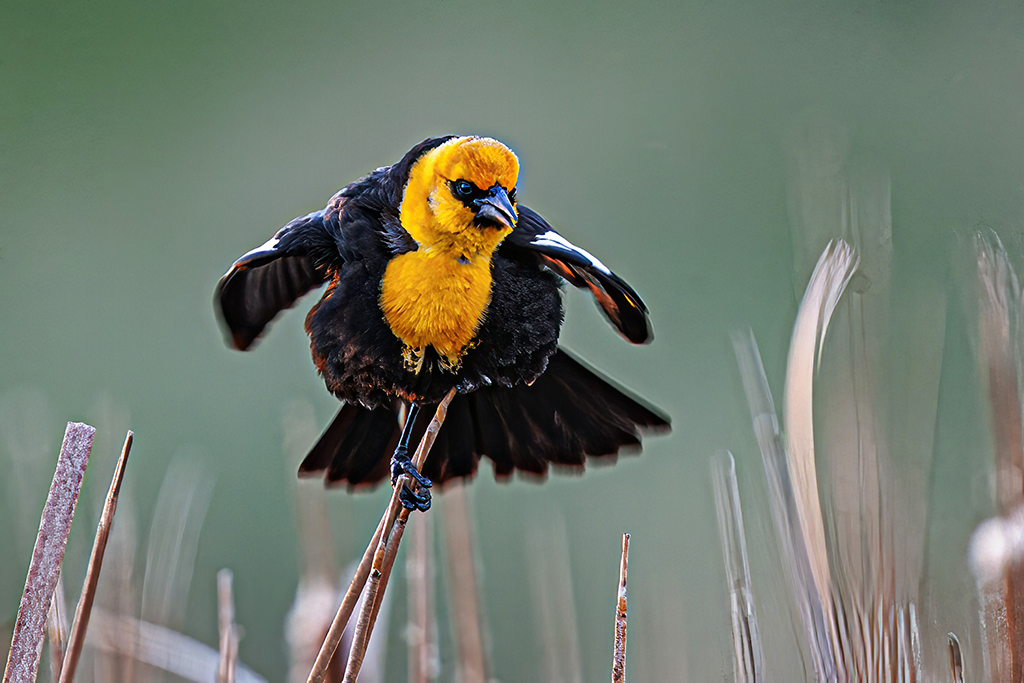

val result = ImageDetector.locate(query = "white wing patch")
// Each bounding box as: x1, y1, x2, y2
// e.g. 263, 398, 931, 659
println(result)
532, 231, 613, 276
236, 235, 281, 264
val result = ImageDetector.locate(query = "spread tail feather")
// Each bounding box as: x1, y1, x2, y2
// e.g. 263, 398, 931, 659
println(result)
298, 348, 670, 486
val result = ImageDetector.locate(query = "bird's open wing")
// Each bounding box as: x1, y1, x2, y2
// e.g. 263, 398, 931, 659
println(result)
505, 205, 652, 344
215, 209, 331, 350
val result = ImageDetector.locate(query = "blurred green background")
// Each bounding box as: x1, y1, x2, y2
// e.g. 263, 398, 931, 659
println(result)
3, 0, 1024, 680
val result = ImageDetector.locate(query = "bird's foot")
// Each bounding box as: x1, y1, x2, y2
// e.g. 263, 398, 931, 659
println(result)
399, 484, 432, 512
391, 448, 433, 512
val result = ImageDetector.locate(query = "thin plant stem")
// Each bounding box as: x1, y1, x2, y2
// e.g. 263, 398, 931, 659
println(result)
308, 388, 456, 683
59, 431, 132, 683
712, 451, 763, 683
340, 389, 456, 683
360, 512, 408, 658
612, 533, 630, 683
306, 511, 387, 683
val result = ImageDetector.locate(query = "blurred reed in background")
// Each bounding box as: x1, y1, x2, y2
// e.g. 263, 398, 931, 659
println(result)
712, 119, 1024, 682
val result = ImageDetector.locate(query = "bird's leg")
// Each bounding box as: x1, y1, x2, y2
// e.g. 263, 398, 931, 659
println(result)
391, 403, 433, 511
390, 404, 423, 481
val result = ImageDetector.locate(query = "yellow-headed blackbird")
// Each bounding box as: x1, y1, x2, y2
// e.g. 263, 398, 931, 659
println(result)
216, 136, 669, 509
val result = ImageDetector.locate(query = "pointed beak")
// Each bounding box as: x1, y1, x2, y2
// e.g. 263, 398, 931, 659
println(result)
474, 186, 518, 231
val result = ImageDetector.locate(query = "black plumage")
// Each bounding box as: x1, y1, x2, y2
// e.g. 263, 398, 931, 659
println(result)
216, 136, 669, 488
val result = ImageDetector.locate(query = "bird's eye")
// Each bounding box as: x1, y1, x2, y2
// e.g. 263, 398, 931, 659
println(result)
453, 180, 474, 198
508, 187, 517, 203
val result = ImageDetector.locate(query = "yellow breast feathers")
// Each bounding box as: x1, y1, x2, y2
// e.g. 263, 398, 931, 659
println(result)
380, 136, 519, 369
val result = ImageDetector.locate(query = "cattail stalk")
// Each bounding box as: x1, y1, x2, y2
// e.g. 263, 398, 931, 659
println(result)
4, 422, 94, 683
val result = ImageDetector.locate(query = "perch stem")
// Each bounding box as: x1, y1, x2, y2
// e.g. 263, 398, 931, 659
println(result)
308, 388, 456, 683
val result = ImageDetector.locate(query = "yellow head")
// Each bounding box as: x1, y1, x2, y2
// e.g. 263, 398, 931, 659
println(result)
381, 137, 522, 369
399, 136, 520, 256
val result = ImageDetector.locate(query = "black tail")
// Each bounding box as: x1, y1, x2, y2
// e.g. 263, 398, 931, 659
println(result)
298, 349, 670, 487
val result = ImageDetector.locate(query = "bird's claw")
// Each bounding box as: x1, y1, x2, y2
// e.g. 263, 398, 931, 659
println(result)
390, 446, 407, 486
391, 450, 433, 489
399, 484, 432, 512
391, 449, 433, 512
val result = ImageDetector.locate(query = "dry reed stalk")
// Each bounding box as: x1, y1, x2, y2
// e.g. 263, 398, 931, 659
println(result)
4, 422, 94, 683
308, 388, 456, 683
362, 518, 406, 641
972, 234, 1024, 683
89, 487, 139, 683
736, 239, 927, 681
218, 569, 238, 683
783, 239, 858, 616
813, 184, 890, 666
406, 513, 437, 683
340, 389, 456, 683
441, 483, 487, 683
784, 239, 870, 678
785, 126, 932, 681
307, 512, 387, 682
59, 430, 133, 683
787, 129, 942, 680
351, 513, 408, 671
971, 503, 1024, 683
340, 562, 393, 683
975, 234, 1024, 511
611, 533, 629, 683
711, 451, 762, 683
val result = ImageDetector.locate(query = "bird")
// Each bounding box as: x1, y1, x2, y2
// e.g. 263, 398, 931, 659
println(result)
215, 135, 669, 510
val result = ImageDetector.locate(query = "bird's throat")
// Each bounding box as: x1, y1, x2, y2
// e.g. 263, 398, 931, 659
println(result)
380, 248, 496, 369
